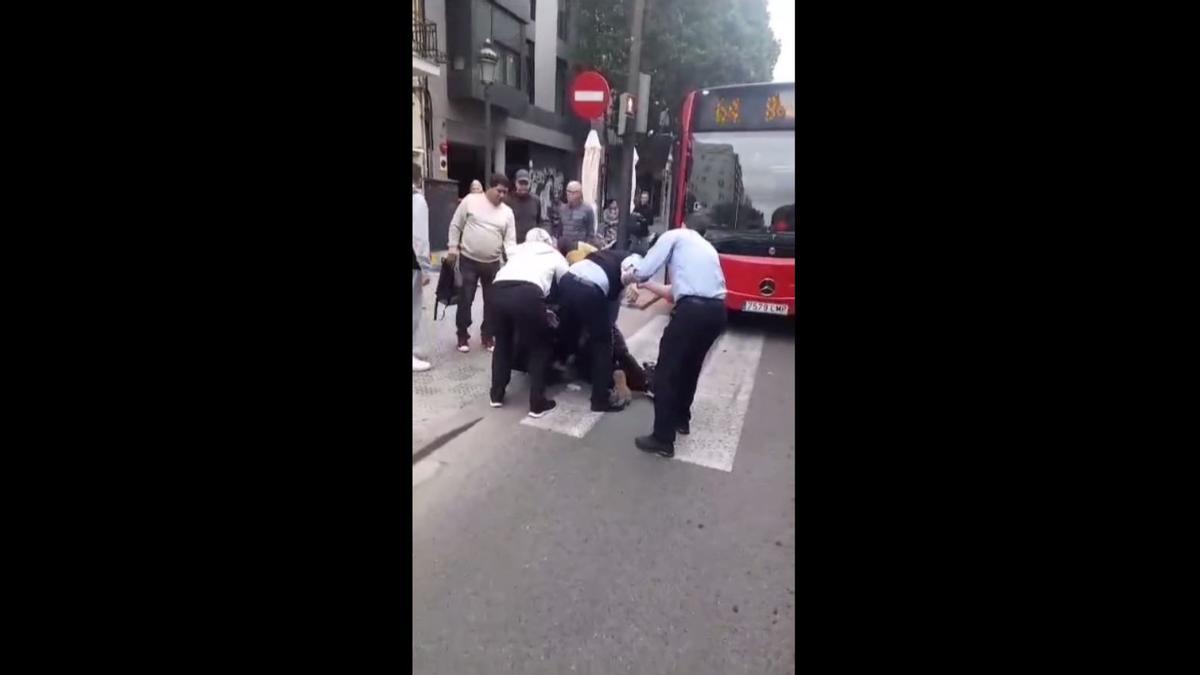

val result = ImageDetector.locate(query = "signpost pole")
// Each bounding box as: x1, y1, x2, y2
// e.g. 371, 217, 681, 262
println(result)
616, 0, 646, 249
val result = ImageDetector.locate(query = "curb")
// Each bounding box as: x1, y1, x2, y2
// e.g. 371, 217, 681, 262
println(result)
413, 417, 483, 464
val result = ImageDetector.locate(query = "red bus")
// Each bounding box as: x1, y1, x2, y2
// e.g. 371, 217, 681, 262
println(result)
672, 82, 795, 316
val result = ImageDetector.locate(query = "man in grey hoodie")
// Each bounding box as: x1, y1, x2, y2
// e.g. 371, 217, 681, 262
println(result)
488, 228, 568, 418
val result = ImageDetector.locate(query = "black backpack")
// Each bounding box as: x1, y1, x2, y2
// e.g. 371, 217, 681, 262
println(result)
433, 258, 460, 320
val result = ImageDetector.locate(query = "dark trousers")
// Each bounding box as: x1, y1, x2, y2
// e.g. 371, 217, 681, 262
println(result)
613, 328, 648, 391
456, 255, 501, 340
558, 275, 615, 407
652, 297, 727, 444
490, 281, 553, 409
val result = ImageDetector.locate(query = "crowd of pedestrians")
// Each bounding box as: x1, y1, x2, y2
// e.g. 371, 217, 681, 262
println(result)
412, 167, 724, 456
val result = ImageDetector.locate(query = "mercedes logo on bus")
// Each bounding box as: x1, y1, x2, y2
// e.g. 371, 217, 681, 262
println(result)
759, 279, 776, 296
768, 246, 776, 256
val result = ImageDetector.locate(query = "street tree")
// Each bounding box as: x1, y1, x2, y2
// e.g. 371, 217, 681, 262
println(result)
574, 0, 782, 135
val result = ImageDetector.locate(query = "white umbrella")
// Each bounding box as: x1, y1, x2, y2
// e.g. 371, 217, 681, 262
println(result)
580, 130, 603, 231
630, 147, 640, 212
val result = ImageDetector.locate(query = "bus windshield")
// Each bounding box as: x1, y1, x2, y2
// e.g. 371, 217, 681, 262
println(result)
685, 130, 795, 232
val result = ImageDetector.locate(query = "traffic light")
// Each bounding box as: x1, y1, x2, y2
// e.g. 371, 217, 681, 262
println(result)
617, 92, 634, 135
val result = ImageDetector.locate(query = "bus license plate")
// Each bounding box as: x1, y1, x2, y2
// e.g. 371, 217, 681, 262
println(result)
743, 301, 788, 315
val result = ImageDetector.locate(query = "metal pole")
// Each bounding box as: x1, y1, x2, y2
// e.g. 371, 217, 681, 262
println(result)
616, 0, 646, 249
484, 84, 492, 180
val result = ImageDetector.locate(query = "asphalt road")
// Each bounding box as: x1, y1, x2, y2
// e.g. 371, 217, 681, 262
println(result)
412, 308, 796, 674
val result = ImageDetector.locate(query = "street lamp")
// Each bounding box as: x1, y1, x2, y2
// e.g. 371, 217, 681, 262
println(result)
478, 39, 499, 181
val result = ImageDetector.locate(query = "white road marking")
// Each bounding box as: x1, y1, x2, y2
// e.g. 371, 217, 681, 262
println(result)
624, 314, 669, 365
519, 391, 603, 438
520, 315, 669, 438
519, 313, 767, 474
671, 329, 765, 473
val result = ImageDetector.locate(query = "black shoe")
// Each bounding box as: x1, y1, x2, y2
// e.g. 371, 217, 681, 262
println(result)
528, 400, 557, 418
636, 435, 674, 458
592, 401, 627, 413
677, 421, 690, 435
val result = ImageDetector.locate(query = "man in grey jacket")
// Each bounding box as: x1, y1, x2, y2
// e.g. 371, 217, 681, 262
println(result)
554, 180, 596, 255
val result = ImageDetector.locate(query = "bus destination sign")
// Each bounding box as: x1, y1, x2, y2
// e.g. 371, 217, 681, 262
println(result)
693, 84, 795, 132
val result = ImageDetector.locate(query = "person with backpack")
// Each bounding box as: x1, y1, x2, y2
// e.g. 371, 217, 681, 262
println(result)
445, 173, 517, 354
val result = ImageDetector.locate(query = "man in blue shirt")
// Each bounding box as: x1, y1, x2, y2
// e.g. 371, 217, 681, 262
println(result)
621, 213, 728, 458
557, 248, 639, 412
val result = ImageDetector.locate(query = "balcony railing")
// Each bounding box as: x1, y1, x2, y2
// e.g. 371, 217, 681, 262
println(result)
413, 19, 447, 63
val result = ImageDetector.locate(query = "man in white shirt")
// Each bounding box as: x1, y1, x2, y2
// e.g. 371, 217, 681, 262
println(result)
412, 166, 433, 372
488, 228, 568, 418
445, 173, 518, 354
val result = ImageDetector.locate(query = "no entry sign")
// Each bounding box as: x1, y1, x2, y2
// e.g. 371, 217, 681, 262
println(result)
568, 71, 611, 121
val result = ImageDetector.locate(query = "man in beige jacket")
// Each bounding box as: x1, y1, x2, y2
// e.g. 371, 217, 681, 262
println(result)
445, 173, 517, 353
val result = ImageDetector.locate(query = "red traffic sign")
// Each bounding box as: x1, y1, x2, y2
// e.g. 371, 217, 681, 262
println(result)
568, 71, 611, 121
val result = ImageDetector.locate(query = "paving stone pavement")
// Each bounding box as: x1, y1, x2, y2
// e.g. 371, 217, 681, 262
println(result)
412, 273, 494, 435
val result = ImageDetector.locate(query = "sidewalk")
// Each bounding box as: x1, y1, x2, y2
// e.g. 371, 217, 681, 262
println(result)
412, 273, 494, 454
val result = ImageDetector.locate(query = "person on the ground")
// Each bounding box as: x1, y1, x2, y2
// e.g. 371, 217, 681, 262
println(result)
469, 180, 484, 194
556, 247, 640, 412
621, 212, 727, 458
506, 169, 543, 244
488, 228, 568, 418
446, 173, 517, 354
554, 181, 596, 255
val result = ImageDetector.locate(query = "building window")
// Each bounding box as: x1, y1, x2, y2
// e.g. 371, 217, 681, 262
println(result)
473, 0, 525, 89
557, 0, 568, 41
530, 0, 536, 21
555, 58, 567, 114
526, 40, 536, 103
493, 43, 520, 89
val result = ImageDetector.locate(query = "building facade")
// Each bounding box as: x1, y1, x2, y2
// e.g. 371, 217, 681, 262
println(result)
418, 0, 589, 212
413, 0, 444, 179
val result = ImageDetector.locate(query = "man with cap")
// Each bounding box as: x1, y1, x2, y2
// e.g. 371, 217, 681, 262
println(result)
554, 180, 596, 255
505, 169, 543, 244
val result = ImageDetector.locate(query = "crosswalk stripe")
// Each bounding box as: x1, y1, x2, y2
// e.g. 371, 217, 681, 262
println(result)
520, 315, 668, 438
671, 328, 765, 472
623, 314, 670, 365
519, 313, 767, 474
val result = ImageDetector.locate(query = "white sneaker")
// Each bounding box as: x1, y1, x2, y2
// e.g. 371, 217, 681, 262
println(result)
412, 355, 431, 372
